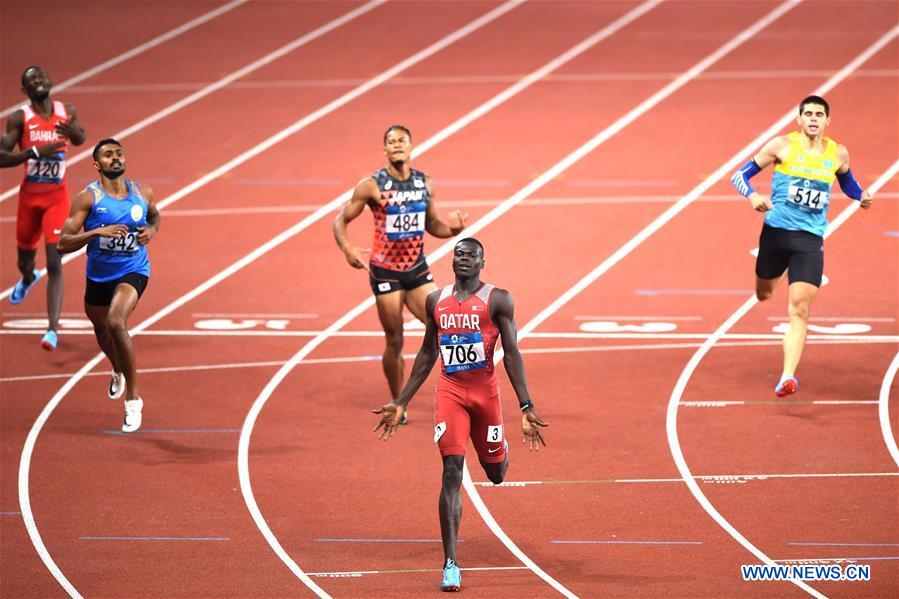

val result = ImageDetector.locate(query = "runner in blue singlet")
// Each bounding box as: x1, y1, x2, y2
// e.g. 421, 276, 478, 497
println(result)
58, 138, 160, 432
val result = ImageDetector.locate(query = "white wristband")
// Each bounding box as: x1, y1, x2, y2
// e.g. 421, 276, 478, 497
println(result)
29, 147, 40, 160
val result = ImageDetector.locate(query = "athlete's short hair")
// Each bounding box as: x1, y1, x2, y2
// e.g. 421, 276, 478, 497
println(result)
93, 138, 123, 161
21, 66, 44, 87
383, 124, 412, 144
456, 237, 484, 256
799, 95, 829, 116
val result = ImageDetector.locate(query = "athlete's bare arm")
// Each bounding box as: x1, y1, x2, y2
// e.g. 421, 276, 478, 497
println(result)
492, 288, 548, 451
836, 144, 873, 209
424, 175, 468, 238
0, 110, 65, 168
55, 103, 86, 146
57, 190, 128, 254
333, 177, 378, 269
137, 185, 161, 245
746, 136, 791, 212
372, 290, 441, 439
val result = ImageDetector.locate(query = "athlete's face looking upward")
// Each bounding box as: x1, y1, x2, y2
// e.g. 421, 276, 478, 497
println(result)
452, 242, 484, 279
796, 103, 829, 138
94, 145, 126, 180
21, 68, 51, 102
384, 129, 412, 164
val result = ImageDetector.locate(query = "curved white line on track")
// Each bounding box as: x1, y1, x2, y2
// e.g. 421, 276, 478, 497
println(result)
16, 2, 525, 597
239, 3, 810, 596
879, 352, 899, 468
0, 0, 248, 119
665, 143, 899, 599
0, 0, 384, 206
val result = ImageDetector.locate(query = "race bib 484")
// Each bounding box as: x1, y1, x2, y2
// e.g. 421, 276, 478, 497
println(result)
385, 201, 426, 240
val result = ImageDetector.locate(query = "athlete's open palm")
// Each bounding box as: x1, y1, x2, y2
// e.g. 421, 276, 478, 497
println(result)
521, 410, 548, 451
372, 402, 403, 440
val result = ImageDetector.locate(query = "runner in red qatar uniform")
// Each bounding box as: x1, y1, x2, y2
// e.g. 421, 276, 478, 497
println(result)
373, 238, 548, 592
334, 125, 468, 424
0, 66, 86, 350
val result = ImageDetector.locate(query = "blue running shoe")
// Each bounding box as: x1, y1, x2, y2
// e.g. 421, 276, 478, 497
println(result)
40, 330, 58, 351
9, 269, 42, 305
441, 559, 461, 592
775, 376, 798, 397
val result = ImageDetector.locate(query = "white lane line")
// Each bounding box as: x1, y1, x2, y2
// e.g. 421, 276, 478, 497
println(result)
2, 338, 893, 385
665, 136, 899, 599
15, 3, 528, 597
0, 0, 385, 205
768, 316, 897, 322
473, 472, 899, 487
878, 352, 899, 468
4, 329, 898, 342
307, 565, 529, 577
238, 4, 806, 597
681, 401, 879, 407
0, 0, 248, 119
7, 191, 896, 223
190, 312, 319, 318
55, 68, 899, 94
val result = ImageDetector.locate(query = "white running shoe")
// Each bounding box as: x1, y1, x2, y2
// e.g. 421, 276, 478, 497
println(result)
108, 372, 126, 400
122, 398, 143, 433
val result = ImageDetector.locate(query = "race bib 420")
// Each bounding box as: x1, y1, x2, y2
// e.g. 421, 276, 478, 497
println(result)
26, 153, 66, 184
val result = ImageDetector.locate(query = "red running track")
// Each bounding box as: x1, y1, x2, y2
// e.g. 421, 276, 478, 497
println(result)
1, 1, 897, 597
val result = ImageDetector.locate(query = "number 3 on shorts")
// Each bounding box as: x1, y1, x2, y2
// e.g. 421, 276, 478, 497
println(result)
487, 425, 503, 443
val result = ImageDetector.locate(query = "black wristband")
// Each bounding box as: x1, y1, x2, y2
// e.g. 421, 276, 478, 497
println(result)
29, 147, 40, 160
519, 400, 534, 412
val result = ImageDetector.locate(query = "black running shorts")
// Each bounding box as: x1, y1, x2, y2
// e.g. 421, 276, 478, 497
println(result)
85, 272, 149, 306
755, 223, 824, 287
369, 260, 434, 295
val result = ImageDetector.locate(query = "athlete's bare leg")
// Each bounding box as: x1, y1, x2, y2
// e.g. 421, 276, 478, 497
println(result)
755, 272, 787, 302
404, 281, 438, 324
439, 455, 464, 564
16, 247, 37, 285
479, 452, 508, 485
375, 290, 407, 398
782, 281, 818, 379
86, 285, 140, 400
85, 303, 120, 370
45, 244, 63, 332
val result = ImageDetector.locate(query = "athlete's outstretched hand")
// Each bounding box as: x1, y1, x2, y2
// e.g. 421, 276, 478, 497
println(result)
344, 246, 370, 270
372, 402, 404, 440
859, 190, 874, 210
521, 409, 548, 451
448, 210, 469, 235
748, 192, 772, 212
